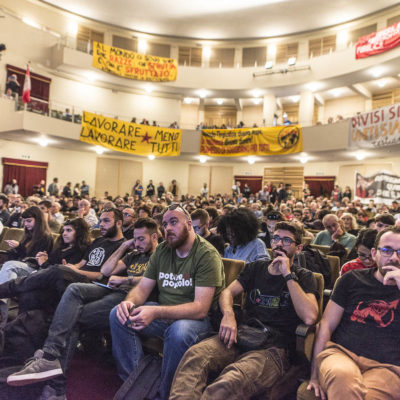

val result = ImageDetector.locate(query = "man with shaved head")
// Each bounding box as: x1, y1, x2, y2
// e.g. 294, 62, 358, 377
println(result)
109, 204, 225, 399
313, 214, 356, 252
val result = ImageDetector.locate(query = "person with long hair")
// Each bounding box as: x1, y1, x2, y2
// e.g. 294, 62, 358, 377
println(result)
340, 212, 359, 236
0, 206, 53, 326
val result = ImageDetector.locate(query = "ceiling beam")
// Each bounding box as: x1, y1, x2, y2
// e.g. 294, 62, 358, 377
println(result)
234, 98, 242, 111
352, 83, 372, 99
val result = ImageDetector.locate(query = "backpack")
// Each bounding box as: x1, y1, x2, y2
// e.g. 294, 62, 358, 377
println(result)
296, 244, 331, 288
3, 309, 51, 362
113, 354, 162, 400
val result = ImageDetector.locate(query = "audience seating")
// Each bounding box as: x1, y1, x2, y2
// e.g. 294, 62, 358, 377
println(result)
310, 244, 330, 255
326, 255, 340, 287
0, 226, 9, 243
0, 228, 25, 251
302, 237, 312, 245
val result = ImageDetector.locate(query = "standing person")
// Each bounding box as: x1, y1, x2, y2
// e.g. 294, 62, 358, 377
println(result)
62, 182, 72, 198
48, 178, 59, 197
3, 179, 18, 195
170, 221, 318, 399
146, 180, 155, 197
307, 226, 400, 399
232, 181, 241, 196
342, 186, 352, 200
73, 183, 81, 197
109, 205, 225, 399
242, 183, 251, 199
80, 181, 90, 197
0, 194, 10, 225
201, 183, 209, 199
133, 179, 144, 199
157, 182, 166, 199
0, 206, 53, 327
168, 179, 178, 196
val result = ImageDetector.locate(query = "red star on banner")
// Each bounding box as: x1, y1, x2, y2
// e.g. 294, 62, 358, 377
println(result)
141, 132, 152, 143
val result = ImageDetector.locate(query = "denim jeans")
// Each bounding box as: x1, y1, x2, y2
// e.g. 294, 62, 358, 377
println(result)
0, 260, 36, 328
109, 303, 212, 400
44, 282, 125, 362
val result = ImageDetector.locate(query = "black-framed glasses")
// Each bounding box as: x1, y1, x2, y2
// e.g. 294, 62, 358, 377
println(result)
378, 247, 400, 257
271, 235, 296, 246
266, 213, 282, 221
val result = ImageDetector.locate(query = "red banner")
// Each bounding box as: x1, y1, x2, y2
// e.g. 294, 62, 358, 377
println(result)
356, 21, 400, 59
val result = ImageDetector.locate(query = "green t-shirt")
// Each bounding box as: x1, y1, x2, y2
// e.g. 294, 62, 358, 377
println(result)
144, 235, 225, 308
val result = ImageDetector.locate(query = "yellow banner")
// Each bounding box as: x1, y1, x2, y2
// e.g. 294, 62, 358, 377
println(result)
92, 41, 177, 82
200, 125, 303, 156
80, 111, 181, 157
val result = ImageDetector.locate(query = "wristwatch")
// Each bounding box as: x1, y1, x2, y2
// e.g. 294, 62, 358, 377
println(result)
284, 272, 298, 283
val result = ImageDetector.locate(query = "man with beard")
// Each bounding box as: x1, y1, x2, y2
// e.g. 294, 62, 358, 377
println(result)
0, 209, 125, 321
170, 222, 318, 400
108, 205, 225, 400
7, 218, 158, 399
307, 226, 400, 399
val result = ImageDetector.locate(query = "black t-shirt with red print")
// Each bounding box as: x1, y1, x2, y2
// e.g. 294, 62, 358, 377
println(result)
331, 268, 400, 366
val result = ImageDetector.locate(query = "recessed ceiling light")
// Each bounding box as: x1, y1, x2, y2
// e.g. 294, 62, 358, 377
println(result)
144, 85, 153, 94
94, 146, 105, 155
265, 61, 273, 69
369, 66, 385, 78
197, 89, 208, 98
203, 46, 211, 58
377, 79, 387, 88
306, 82, 322, 92
199, 155, 207, 163
288, 57, 296, 66
216, 98, 224, 105
138, 39, 147, 53
250, 89, 262, 98
291, 95, 299, 103
252, 98, 262, 105
148, 154, 155, 160
67, 21, 78, 36
183, 97, 192, 104
247, 156, 256, 164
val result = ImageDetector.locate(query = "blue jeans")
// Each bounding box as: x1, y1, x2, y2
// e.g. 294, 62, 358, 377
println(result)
43, 282, 125, 363
109, 303, 212, 400
0, 260, 36, 328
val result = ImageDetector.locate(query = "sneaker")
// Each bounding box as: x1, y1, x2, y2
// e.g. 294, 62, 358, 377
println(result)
7, 350, 63, 386
38, 384, 67, 400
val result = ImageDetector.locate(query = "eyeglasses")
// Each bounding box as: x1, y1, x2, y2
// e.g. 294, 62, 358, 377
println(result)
271, 235, 296, 246
123, 212, 134, 217
378, 247, 400, 257
266, 213, 282, 221
376, 222, 389, 229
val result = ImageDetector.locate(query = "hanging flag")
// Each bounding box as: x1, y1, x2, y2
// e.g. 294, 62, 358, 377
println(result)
22, 65, 31, 103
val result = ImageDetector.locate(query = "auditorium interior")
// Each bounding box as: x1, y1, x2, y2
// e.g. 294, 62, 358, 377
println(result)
1, 0, 400, 198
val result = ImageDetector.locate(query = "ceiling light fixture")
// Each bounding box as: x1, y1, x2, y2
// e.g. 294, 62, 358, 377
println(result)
299, 153, 309, 164
183, 97, 192, 104
252, 98, 262, 105
247, 156, 256, 165
203, 46, 211, 58
144, 85, 153, 94
148, 154, 155, 160
354, 151, 367, 161
67, 21, 78, 37
216, 98, 224, 105
288, 57, 296, 66
94, 145, 105, 155
199, 155, 207, 164
250, 89, 262, 98
265, 61, 273, 69
197, 89, 208, 98
138, 39, 147, 54
38, 137, 49, 147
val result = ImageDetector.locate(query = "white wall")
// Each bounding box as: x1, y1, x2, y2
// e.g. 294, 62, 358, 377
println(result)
0, 139, 97, 191
323, 96, 366, 122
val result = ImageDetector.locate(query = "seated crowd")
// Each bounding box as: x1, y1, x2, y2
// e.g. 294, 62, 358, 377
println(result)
0, 179, 399, 400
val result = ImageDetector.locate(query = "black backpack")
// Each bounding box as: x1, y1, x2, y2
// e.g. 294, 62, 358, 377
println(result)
113, 354, 162, 400
3, 309, 51, 363
296, 244, 331, 288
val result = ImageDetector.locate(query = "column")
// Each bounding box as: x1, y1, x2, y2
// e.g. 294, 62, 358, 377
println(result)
263, 94, 277, 126
299, 91, 314, 127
